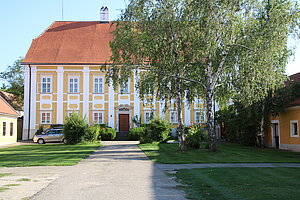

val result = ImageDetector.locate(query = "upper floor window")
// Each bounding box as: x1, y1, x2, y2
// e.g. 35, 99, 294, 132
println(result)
2, 122, 6, 136
120, 80, 129, 94
94, 112, 104, 124
170, 111, 178, 124
94, 77, 103, 93
290, 120, 299, 137
41, 77, 51, 93
69, 77, 79, 93
41, 112, 51, 124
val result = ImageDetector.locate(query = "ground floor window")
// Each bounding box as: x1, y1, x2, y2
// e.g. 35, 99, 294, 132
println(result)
93, 112, 104, 124
290, 120, 299, 137
144, 111, 154, 123
68, 111, 79, 117
170, 111, 178, 124
2, 122, 6, 136
41, 112, 51, 124
195, 111, 206, 123
10, 122, 13, 136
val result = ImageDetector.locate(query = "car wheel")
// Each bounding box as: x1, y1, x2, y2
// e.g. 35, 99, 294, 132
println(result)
63, 138, 67, 144
37, 139, 45, 144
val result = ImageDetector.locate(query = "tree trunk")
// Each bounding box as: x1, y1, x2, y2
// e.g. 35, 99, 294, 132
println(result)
206, 87, 216, 152
259, 104, 265, 148
176, 84, 185, 151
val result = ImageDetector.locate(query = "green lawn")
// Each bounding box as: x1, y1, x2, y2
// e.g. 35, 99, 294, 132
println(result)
175, 167, 300, 200
0, 143, 100, 167
139, 142, 300, 163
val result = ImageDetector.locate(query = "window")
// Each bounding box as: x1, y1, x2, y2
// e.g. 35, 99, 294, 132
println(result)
94, 77, 103, 93
144, 112, 154, 123
290, 120, 299, 137
41, 77, 51, 93
94, 112, 104, 124
41, 112, 51, 124
2, 122, 6, 136
69, 77, 79, 93
195, 111, 206, 123
170, 111, 178, 123
120, 80, 129, 93
10, 123, 13, 136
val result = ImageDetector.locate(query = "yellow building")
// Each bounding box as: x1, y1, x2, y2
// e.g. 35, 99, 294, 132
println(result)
0, 95, 19, 145
21, 9, 206, 140
265, 72, 300, 151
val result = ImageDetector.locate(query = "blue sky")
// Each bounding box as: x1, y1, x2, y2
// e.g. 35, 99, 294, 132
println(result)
0, 0, 299, 79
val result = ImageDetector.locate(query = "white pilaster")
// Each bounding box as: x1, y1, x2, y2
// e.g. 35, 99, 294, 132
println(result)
133, 69, 140, 123
108, 82, 114, 128
22, 66, 30, 140
83, 67, 90, 121
57, 66, 64, 124
30, 66, 37, 139
185, 99, 191, 125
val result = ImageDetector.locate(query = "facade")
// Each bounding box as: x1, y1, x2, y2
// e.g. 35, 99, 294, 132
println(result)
265, 72, 300, 151
0, 95, 19, 145
22, 20, 206, 140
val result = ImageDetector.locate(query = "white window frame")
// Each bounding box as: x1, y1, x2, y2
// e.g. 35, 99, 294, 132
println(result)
69, 76, 80, 93
93, 112, 104, 124
195, 111, 206, 123
170, 111, 178, 124
41, 76, 52, 93
93, 76, 104, 93
195, 111, 201, 123
144, 111, 153, 124
41, 112, 51, 124
290, 120, 299, 137
120, 79, 130, 94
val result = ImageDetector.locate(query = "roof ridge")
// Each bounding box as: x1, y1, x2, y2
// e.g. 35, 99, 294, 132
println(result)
0, 95, 19, 116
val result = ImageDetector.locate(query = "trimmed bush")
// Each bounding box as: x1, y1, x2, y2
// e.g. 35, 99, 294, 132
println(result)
140, 118, 170, 144
185, 124, 208, 149
63, 113, 87, 144
101, 127, 117, 141
35, 125, 44, 135
84, 125, 101, 142
129, 127, 145, 140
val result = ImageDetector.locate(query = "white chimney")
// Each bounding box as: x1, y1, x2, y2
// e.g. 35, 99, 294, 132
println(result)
100, 6, 109, 23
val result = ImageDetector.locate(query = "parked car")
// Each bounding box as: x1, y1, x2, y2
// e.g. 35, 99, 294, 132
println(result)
33, 128, 66, 144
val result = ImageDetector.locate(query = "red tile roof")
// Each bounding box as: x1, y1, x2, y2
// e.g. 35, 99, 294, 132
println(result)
0, 95, 19, 116
22, 21, 116, 65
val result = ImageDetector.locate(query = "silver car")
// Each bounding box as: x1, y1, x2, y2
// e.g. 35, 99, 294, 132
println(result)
33, 129, 66, 144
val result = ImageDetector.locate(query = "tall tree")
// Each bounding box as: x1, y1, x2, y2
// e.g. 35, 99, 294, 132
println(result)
0, 58, 24, 110
184, 0, 299, 151
108, 0, 191, 151
108, 0, 299, 152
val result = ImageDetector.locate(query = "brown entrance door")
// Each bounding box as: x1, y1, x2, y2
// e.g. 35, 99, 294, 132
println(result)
119, 114, 129, 131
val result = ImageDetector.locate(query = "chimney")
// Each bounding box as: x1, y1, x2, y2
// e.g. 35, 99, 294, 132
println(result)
100, 6, 109, 23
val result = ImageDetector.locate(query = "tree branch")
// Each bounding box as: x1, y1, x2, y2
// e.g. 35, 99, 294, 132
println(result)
230, 43, 254, 51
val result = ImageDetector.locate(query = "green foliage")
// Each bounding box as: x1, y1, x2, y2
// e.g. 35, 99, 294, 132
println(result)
63, 113, 87, 144
100, 127, 116, 141
185, 124, 208, 149
129, 127, 145, 140
216, 82, 300, 146
0, 58, 24, 110
84, 125, 101, 142
35, 125, 44, 135
140, 118, 170, 144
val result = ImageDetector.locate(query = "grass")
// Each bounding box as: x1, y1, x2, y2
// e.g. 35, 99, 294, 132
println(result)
175, 167, 300, 200
4, 184, 20, 187
0, 142, 100, 167
139, 142, 300, 163
0, 187, 9, 192
0, 173, 11, 178
17, 178, 30, 182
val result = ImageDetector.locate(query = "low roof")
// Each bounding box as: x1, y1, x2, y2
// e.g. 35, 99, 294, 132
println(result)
0, 95, 19, 117
22, 21, 116, 65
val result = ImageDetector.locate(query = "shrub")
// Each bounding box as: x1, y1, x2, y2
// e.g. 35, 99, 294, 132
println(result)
63, 113, 87, 144
84, 124, 101, 142
129, 127, 145, 140
101, 127, 116, 141
35, 125, 44, 135
185, 124, 208, 149
140, 118, 170, 144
